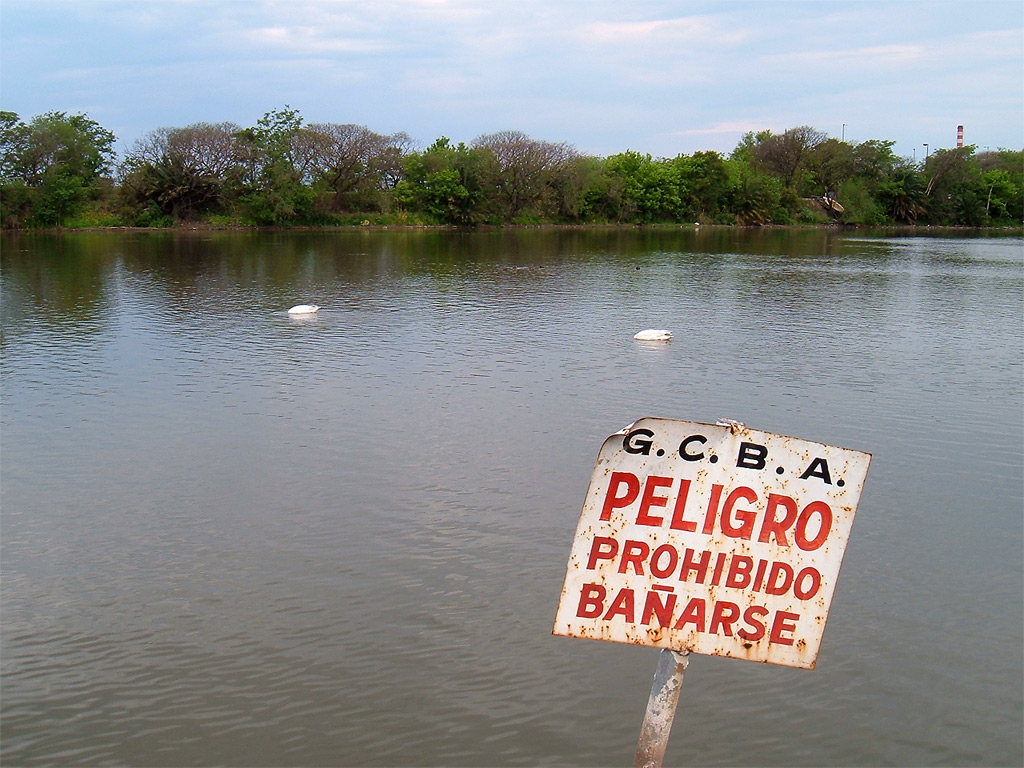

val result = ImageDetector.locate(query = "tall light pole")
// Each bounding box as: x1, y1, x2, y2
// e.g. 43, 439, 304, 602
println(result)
923, 143, 929, 161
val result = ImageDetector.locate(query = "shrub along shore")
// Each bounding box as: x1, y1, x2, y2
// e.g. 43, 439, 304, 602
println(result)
2, 108, 1022, 230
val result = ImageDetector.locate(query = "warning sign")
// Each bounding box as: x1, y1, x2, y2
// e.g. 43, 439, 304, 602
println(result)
553, 418, 871, 669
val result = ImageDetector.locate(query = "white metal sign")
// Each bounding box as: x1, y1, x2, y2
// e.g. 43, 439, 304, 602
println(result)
553, 418, 871, 669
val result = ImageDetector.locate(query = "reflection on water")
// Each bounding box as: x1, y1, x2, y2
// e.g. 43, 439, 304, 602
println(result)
2, 229, 1022, 767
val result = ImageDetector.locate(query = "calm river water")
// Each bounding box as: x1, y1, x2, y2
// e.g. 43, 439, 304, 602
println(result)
1, 228, 1021, 767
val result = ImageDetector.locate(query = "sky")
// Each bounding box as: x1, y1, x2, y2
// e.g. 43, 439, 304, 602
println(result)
2, 0, 1022, 161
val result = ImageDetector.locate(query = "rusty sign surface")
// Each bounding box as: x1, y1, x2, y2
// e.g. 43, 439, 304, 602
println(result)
553, 418, 871, 669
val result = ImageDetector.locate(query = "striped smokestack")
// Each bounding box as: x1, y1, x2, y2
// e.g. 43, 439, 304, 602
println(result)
957, 125, 964, 148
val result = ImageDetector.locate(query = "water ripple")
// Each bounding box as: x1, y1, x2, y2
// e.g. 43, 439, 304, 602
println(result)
2, 231, 1021, 767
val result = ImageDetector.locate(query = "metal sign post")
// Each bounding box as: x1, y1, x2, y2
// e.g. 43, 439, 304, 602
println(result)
553, 417, 871, 764
634, 649, 689, 768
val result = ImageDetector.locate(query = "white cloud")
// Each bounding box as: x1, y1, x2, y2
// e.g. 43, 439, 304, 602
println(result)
1, 0, 1019, 157
765, 43, 927, 69
238, 25, 389, 54
576, 16, 716, 43
671, 122, 773, 137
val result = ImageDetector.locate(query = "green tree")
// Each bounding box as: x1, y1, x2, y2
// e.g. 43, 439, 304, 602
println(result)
20, 111, 116, 184
877, 167, 926, 224
0, 111, 30, 180
726, 158, 784, 225
568, 156, 625, 222
0, 112, 31, 225
850, 139, 899, 187
923, 146, 976, 197
731, 130, 773, 166
978, 150, 1023, 223
836, 178, 886, 225
921, 147, 982, 224
673, 151, 730, 222
603, 151, 684, 223
804, 139, 854, 202
395, 137, 487, 225
1, 111, 116, 226
234, 106, 313, 224
981, 169, 1020, 222
548, 154, 605, 222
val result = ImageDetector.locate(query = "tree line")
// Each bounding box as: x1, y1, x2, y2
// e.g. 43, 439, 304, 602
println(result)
1, 107, 1021, 229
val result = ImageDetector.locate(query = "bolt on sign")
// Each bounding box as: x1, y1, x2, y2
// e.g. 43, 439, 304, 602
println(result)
553, 418, 872, 669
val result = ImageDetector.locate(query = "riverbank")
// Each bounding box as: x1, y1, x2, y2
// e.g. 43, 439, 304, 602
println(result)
6, 221, 1023, 236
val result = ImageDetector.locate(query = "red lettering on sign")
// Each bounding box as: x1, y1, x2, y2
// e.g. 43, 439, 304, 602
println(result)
758, 493, 799, 546
710, 552, 728, 586
576, 583, 606, 618
642, 588, 678, 627
793, 567, 822, 600
752, 558, 769, 591
701, 484, 724, 535
636, 475, 673, 526
679, 548, 710, 583
669, 478, 696, 531
738, 605, 768, 641
764, 561, 794, 595
673, 597, 706, 631
604, 588, 635, 622
770, 610, 799, 645
794, 501, 832, 551
600, 472, 640, 521
650, 544, 678, 579
709, 601, 741, 636
587, 536, 618, 570
596, 477, 837, 555
574, 581, 807, 648
583, 539, 823, 609
725, 554, 753, 588
721, 486, 758, 539
618, 540, 650, 575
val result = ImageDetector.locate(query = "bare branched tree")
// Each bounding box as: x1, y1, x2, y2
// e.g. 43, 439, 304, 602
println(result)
472, 130, 577, 220
302, 123, 412, 210
752, 126, 827, 187
121, 122, 240, 219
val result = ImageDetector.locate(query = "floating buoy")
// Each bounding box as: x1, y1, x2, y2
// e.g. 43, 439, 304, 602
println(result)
634, 329, 672, 341
288, 304, 320, 315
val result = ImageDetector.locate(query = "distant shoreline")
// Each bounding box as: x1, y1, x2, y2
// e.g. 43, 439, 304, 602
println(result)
5, 223, 1022, 235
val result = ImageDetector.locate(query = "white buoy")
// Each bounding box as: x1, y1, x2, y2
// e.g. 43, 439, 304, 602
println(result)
634, 329, 672, 341
288, 304, 320, 315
